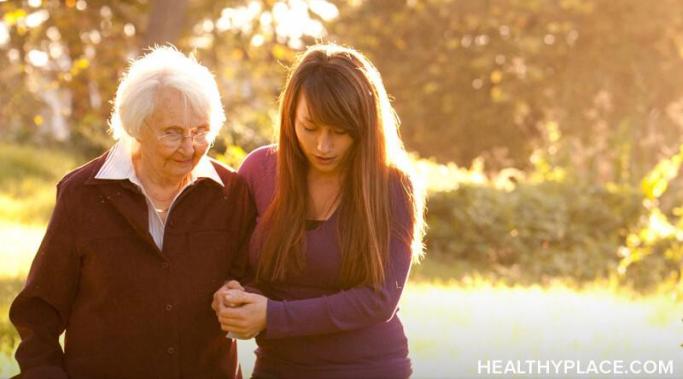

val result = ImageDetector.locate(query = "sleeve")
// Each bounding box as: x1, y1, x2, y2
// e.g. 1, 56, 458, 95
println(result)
237, 145, 273, 196
226, 175, 257, 285
236, 145, 274, 294
260, 179, 416, 339
9, 180, 81, 379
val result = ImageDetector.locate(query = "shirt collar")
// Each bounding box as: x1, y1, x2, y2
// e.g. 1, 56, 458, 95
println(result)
95, 141, 224, 187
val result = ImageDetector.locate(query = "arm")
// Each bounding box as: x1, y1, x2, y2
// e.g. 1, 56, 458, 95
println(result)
211, 176, 258, 318
9, 181, 80, 379
235, 145, 275, 294
226, 175, 257, 285
219, 180, 416, 339
217, 230, 411, 339
262, 225, 412, 339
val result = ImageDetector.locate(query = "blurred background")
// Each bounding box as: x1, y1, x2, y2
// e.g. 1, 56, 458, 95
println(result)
0, 0, 682, 377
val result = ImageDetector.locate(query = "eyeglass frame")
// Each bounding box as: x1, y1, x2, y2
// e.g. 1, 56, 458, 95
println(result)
143, 120, 213, 149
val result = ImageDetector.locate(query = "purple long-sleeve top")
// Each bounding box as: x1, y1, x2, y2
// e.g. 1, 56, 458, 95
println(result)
238, 145, 415, 379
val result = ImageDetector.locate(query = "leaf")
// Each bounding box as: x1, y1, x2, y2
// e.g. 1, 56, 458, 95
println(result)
3, 9, 27, 26
641, 149, 683, 200
490, 70, 503, 84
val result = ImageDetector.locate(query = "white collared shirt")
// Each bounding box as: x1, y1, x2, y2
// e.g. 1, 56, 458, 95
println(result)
95, 142, 224, 250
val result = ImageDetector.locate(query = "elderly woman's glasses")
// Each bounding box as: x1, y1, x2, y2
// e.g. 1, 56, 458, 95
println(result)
157, 127, 210, 148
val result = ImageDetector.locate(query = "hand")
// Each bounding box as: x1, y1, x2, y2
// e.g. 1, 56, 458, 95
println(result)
217, 290, 267, 339
212, 280, 245, 313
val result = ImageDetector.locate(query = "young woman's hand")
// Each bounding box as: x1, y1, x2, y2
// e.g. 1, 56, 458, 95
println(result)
217, 290, 268, 339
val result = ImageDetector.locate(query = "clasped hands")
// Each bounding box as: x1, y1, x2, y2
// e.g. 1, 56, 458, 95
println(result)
211, 280, 267, 340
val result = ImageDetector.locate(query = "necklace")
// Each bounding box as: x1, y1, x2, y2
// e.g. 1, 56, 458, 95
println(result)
145, 179, 186, 214
323, 192, 340, 219
310, 190, 341, 220
148, 192, 174, 214
307, 172, 342, 220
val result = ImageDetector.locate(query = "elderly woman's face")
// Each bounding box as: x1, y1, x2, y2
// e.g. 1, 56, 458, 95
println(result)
137, 87, 210, 183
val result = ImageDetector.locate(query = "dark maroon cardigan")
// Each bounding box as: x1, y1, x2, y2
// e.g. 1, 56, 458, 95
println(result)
10, 151, 255, 379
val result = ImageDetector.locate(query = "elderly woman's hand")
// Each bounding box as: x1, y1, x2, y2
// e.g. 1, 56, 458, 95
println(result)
212, 280, 245, 313
217, 290, 267, 339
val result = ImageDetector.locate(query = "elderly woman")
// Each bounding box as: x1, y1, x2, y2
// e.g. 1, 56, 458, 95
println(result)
9, 47, 254, 379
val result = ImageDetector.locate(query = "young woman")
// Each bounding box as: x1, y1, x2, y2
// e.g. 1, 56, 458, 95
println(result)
213, 43, 425, 379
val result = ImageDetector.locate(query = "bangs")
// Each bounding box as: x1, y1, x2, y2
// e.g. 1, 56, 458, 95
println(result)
299, 67, 362, 137
163, 79, 210, 121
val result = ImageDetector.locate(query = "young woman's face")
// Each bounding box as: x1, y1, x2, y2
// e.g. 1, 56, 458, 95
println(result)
294, 95, 354, 176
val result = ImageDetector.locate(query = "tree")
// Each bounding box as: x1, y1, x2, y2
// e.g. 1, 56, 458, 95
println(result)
327, 0, 683, 180
0, 0, 331, 156
143, 0, 189, 48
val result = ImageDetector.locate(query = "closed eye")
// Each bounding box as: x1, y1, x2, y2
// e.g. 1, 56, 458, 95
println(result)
301, 123, 317, 132
192, 127, 210, 136
161, 127, 184, 136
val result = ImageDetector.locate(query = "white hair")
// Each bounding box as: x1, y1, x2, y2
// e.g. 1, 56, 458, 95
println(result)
109, 46, 225, 142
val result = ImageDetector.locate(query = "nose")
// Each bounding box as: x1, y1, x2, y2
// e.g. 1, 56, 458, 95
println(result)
316, 130, 332, 154
178, 134, 195, 154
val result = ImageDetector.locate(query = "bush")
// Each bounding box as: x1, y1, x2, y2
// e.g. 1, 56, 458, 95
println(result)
425, 180, 645, 284
0, 143, 81, 186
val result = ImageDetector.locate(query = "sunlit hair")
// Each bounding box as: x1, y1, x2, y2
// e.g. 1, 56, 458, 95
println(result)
257, 44, 426, 290
108, 45, 225, 143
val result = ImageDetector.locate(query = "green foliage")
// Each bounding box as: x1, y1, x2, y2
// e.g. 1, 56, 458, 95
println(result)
0, 1, 143, 149
618, 145, 683, 289
213, 143, 248, 171
0, 144, 80, 186
0, 0, 312, 154
426, 180, 645, 284
2, 0, 683, 297
421, 142, 683, 291
641, 146, 683, 200
2, 142, 678, 292
4, 0, 683, 183
328, 0, 683, 177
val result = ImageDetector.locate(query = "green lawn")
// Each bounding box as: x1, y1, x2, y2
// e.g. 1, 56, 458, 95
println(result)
2, 253, 681, 378
1, 223, 682, 377
401, 282, 681, 378
234, 282, 682, 379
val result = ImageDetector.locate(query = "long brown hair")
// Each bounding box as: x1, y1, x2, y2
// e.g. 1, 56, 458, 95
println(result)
256, 44, 425, 289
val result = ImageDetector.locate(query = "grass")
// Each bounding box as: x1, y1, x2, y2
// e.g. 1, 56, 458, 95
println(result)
2, 223, 681, 377
2, 226, 681, 378
0, 142, 81, 377
0, 143, 81, 226
232, 279, 683, 379
2, 276, 680, 378
0, 223, 44, 278
401, 281, 682, 378
0, 277, 22, 378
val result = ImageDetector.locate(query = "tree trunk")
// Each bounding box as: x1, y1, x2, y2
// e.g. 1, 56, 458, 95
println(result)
142, 0, 189, 49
